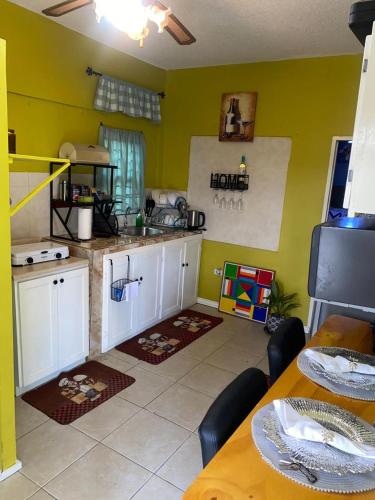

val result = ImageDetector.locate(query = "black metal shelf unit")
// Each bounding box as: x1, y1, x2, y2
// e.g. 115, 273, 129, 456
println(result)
49, 161, 118, 242
210, 173, 249, 191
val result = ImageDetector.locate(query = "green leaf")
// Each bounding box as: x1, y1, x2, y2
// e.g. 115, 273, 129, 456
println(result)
267, 279, 299, 316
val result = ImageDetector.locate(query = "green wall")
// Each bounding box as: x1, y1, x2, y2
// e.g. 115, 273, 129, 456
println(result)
161, 56, 362, 321
1, 0, 166, 187
0, 0, 363, 322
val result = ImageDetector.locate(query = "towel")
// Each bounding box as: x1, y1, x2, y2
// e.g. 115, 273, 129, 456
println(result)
304, 349, 375, 375
273, 399, 375, 459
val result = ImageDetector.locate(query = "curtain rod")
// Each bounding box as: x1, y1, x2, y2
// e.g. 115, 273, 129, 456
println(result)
86, 66, 166, 98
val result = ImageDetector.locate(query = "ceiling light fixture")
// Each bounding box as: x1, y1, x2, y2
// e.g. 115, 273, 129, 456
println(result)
94, 0, 171, 47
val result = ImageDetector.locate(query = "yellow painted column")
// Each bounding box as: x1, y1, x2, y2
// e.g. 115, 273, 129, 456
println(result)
0, 38, 17, 471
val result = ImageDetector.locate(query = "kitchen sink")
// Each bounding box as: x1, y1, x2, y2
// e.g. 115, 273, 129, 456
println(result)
123, 226, 164, 237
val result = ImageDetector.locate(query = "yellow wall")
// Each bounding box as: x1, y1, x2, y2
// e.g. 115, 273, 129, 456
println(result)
161, 56, 362, 321
0, 37, 17, 471
1, 0, 166, 187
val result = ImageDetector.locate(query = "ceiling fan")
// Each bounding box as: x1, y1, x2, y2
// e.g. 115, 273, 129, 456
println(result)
42, 0, 196, 47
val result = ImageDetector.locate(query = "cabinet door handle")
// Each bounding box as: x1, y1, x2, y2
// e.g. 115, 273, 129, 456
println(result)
186, 263, 189, 267
182, 263, 185, 267
60, 278, 64, 284
53, 280, 58, 285
139, 276, 143, 282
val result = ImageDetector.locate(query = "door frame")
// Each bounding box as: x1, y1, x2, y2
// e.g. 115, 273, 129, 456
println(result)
0, 38, 19, 477
306, 136, 352, 335
320, 136, 353, 223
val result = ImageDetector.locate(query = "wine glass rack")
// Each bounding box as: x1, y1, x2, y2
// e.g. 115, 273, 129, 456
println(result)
210, 173, 249, 191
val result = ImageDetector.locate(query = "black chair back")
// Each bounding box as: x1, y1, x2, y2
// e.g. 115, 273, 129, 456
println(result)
267, 317, 306, 386
198, 367, 268, 467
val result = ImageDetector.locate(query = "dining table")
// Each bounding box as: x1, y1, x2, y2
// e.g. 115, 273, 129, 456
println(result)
183, 314, 375, 500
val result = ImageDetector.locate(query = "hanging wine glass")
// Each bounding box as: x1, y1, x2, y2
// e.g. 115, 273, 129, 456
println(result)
219, 195, 227, 210
213, 191, 219, 206
237, 194, 244, 211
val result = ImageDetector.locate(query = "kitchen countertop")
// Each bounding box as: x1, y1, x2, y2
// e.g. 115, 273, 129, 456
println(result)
46, 227, 202, 254
12, 257, 89, 283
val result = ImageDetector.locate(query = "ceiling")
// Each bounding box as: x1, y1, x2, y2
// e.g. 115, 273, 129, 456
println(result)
8, 0, 362, 69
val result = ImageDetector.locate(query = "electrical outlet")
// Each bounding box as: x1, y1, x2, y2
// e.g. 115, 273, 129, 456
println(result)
214, 267, 223, 276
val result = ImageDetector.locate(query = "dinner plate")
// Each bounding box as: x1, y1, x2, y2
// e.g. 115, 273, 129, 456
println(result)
252, 400, 375, 494
263, 398, 375, 475
298, 347, 375, 401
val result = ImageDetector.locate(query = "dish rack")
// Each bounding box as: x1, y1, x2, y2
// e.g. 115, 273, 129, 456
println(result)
110, 256, 139, 302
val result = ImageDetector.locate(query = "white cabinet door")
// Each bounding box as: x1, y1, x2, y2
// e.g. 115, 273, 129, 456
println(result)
103, 255, 138, 351
181, 238, 202, 310
17, 275, 58, 387
160, 241, 184, 318
57, 268, 89, 369
346, 32, 375, 215
133, 245, 162, 331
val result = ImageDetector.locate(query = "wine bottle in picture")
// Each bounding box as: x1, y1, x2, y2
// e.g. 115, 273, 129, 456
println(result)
234, 98, 242, 136
225, 98, 236, 136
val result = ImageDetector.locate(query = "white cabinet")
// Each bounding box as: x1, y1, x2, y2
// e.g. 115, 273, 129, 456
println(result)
56, 268, 89, 368
102, 254, 138, 351
134, 246, 162, 331
16, 275, 58, 388
160, 236, 202, 316
345, 27, 375, 215
14, 266, 89, 394
160, 241, 184, 318
102, 245, 162, 351
102, 235, 202, 352
181, 237, 202, 310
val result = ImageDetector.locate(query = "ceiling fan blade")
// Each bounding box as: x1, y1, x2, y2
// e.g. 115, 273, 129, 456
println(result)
149, 1, 196, 45
42, 0, 93, 17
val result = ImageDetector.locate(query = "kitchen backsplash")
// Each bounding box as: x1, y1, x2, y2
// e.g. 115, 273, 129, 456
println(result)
9, 176, 189, 241
9, 172, 90, 241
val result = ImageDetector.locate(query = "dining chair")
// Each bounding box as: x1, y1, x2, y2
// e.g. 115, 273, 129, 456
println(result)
267, 316, 306, 386
198, 367, 268, 467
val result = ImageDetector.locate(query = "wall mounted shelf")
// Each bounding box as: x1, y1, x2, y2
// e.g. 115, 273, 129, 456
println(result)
210, 173, 249, 191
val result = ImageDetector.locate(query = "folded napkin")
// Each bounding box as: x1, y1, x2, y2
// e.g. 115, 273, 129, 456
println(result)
304, 348, 375, 375
273, 399, 375, 459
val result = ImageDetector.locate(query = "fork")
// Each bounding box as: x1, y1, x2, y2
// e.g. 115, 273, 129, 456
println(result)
279, 459, 318, 483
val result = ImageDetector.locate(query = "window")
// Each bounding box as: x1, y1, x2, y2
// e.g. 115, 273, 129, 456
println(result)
98, 124, 145, 213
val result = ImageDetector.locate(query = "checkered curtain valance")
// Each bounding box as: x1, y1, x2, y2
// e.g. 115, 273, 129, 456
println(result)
94, 75, 161, 123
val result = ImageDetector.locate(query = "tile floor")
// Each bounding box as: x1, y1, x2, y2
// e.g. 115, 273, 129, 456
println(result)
3, 304, 270, 500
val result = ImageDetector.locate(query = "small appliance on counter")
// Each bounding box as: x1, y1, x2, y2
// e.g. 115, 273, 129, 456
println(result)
187, 210, 205, 230
11, 242, 69, 267
59, 143, 110, 164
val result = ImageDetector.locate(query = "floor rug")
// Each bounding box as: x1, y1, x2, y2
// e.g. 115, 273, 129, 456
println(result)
116, 309, 223, 364
22, 361, 135, 425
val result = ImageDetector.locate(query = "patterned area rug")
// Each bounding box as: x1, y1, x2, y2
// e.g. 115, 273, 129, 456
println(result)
22, 361, 135, 425
116, 309, 223, 364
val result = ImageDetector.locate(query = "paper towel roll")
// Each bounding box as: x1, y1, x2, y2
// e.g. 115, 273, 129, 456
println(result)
78, 207, 93, 240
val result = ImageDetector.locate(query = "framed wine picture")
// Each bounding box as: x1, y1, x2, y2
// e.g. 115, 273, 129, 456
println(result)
219, 92, 257, 142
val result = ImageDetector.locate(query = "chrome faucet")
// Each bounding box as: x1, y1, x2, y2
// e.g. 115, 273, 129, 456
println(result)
123, 206, 131, 231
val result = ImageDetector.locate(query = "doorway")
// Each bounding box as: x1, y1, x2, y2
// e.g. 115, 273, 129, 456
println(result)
307, 136, 352, 334
321, 137, 352, 222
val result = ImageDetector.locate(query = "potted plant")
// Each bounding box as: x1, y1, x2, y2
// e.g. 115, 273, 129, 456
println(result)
265, 280, 300, 334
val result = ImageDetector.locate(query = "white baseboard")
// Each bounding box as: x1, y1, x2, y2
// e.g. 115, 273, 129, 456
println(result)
0, 460, 22, 481
197, 297, 219, 309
